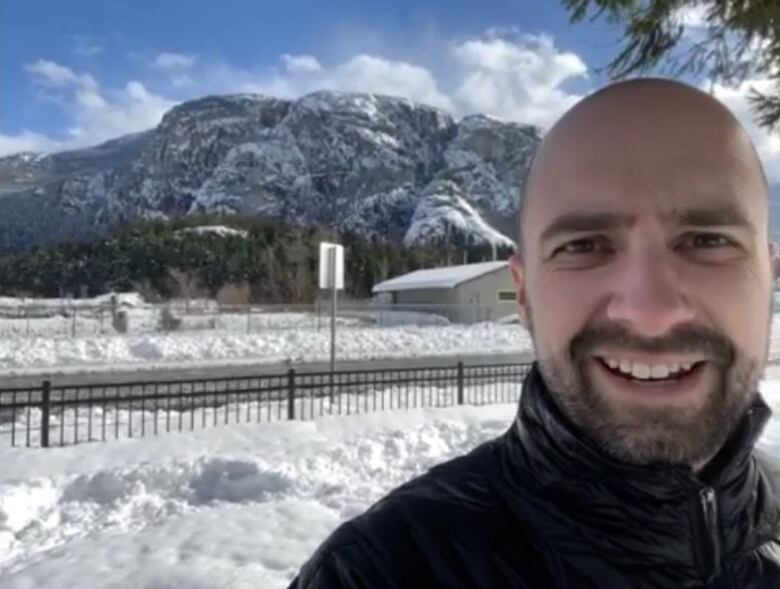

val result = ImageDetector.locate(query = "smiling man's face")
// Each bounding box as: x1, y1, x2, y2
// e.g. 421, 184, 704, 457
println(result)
511, 80, 776, 466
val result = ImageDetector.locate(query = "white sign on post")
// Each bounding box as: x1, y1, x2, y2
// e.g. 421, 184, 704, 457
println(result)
319, 242, 345, 391
318, 242, 345, 289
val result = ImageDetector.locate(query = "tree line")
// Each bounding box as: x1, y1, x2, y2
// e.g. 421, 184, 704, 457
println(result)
0, 215, 514, 303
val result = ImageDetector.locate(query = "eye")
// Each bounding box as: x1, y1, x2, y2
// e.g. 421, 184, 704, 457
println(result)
680, 233, 734, 249
552, 237, 609, 257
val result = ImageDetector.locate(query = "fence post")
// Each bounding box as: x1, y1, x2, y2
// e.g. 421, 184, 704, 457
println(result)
457, 361, 464, 405
41, 380, 51, 448
287, 369, 296, 420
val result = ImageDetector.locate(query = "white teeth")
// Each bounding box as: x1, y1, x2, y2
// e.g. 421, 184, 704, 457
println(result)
603, 358, 697, 380
650, 364, 670, 379
632, 363, 651, 379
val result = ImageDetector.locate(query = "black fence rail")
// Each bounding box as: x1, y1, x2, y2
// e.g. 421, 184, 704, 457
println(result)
0, 362, 532, 448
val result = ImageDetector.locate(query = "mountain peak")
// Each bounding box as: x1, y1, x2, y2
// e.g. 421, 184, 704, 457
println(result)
0, 90, 540, 252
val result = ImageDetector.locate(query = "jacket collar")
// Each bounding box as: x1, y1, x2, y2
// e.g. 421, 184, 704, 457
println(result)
503, 363, 777, 574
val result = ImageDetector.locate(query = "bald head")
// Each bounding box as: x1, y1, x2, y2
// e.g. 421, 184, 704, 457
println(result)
508, 78, 776, 468
518, 78, 769, 250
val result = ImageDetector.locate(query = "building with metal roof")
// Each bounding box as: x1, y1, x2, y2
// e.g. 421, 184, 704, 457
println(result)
372, 261, 517, 324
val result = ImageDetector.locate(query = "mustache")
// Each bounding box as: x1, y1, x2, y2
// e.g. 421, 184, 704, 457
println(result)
569, 323, 735, 364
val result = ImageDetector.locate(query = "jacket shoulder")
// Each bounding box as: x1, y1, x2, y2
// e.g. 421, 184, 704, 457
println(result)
755, 448, 780, 493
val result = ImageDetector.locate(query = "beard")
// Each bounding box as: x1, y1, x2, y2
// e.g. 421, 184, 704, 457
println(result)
529, 312, 764, 467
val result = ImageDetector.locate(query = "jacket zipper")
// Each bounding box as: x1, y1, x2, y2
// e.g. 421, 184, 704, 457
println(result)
694, 486, 722, 584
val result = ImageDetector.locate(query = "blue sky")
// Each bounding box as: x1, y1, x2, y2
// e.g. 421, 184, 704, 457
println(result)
3, 0, 779, 180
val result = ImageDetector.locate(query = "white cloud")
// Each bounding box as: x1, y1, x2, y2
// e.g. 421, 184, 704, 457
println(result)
65, 80, 176, 144
153, 52, 196, 69
243, 53, 454, 112
0, 130, 66, 157
707, 78, 780, 183
325, 55, 454, 110
451, 34, 588, 127
24, 60, 86, 87
282, 54, 322, 74
6, 59, 177, 156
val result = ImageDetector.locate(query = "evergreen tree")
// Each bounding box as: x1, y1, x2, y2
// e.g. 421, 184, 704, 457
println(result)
564, 0, 780, 128
0, 214, 501, 302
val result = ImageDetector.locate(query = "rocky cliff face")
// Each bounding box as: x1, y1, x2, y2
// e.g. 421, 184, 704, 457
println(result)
0, 91, 541, 252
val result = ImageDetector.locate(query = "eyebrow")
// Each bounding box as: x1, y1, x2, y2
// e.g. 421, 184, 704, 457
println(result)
539, 204, 755, 245
661, 204, 753, 231
539, 212, 636, 245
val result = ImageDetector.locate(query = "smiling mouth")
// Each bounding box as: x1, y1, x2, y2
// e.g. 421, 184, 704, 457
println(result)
596, 357, 707, 383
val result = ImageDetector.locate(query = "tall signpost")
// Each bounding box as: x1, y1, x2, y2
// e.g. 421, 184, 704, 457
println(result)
319, 242, 345, 402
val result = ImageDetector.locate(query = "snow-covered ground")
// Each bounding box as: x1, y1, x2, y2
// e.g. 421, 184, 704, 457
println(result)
1, 380, 780, 588
0, 292, 529, 376
0, 297, 398, 339
0, 323, 531, 376
0, 293, 462, 339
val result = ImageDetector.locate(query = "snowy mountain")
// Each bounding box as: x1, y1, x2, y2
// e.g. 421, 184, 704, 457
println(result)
0, 91, 541, 252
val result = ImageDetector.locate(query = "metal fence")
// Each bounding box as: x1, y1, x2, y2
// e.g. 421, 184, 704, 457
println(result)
0, 361, 532, 448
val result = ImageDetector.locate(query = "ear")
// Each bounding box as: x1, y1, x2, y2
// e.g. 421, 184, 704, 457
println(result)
508, 253, 529, 329
771, 242, 780, 282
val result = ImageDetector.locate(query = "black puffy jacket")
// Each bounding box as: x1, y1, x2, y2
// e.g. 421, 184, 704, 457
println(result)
289, 365, 780, 588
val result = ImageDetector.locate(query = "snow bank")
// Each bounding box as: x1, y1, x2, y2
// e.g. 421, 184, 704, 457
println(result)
0, 402, 516, 588
0, 323, 531, 376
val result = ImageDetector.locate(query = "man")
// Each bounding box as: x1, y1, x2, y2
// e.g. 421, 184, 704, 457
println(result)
288, 79, 780, 588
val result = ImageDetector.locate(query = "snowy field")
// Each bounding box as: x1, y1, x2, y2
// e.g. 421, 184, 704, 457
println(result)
0, 292, 532, 376
1, 380, 780, 588
0, 293, 453, 339
0, 322, 531, 377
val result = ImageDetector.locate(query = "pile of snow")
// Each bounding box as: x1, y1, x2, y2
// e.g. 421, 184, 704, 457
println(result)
0, 323, 531, 376
1, 380, 780, 588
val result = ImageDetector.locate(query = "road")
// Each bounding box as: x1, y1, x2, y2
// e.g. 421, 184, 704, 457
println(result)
0, 351, 535, 389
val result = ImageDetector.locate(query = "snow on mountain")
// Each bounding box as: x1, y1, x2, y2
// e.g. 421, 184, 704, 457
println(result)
404, 180, 517, 248
175, 225, 249, 239
0, 91, 541, 252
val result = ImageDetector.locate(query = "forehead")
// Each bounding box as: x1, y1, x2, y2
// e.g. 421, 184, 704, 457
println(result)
522, 81, 770, 231
523, 124, 768, 241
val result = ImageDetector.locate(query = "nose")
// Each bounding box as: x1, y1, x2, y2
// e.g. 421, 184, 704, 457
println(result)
605, 250, 695, 337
